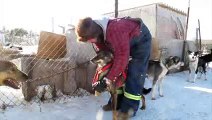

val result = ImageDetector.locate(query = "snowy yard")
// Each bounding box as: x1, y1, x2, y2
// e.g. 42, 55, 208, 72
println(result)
0, 64, 212, 120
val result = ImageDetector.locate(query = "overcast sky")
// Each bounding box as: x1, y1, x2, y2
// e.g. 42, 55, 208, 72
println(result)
0, 0, 211, 40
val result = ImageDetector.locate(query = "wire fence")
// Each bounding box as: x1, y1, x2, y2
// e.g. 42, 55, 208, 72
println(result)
0, 29, 96, 110
0, 3, 211, 111
0, 56, 92, 111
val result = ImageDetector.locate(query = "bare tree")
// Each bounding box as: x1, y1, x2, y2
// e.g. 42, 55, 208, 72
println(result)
9, 28, 28, 44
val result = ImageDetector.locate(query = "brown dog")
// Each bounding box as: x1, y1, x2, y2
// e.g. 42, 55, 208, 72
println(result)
91, 51, 147, 120
0, 60, 28, 89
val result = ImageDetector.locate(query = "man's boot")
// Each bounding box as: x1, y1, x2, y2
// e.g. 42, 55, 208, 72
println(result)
102, 102, 112, 111
102, 94, 124, 111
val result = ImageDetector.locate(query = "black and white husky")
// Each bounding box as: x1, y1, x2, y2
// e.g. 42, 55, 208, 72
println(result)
187, 50, 199, 82
187, 49, 212, 83
147, 56, 184, 100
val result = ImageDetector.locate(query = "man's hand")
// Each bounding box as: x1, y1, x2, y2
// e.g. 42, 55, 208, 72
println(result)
103, 77, 116, 93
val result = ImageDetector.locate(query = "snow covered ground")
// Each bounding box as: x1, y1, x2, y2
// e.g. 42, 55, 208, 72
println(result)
0, 64, 212, 120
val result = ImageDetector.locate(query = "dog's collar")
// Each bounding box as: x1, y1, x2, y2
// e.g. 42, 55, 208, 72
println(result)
97, 63, 113, 73
97, 62, 112, 74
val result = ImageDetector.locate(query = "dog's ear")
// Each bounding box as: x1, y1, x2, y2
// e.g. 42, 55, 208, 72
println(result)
195, 51, 200, 56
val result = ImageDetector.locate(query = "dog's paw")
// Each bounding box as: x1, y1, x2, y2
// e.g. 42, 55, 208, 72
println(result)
140, 106, 146, 110
142, 88, 152, 95
151, 98, 156, 100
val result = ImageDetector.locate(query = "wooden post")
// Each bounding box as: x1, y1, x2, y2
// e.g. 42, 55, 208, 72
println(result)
198, 19, 202, 51
182, 0, 191, 68
196, 28, 199, 49
185, 0, 190, 40
115, 0, 118, 18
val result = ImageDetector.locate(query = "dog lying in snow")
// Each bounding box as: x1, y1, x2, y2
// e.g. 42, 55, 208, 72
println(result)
36, 85, 56, 101
0, 60, 28, 89
147, 56, 184, 100
187, 49, 212, 83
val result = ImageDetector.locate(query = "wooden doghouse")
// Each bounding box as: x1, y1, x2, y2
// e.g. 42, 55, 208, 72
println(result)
36, 31, 67, 59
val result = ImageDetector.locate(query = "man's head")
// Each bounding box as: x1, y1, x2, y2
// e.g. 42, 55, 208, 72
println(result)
75, 17, 103, 43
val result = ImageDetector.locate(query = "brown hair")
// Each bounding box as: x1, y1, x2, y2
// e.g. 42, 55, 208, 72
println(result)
75, 17, 103, 42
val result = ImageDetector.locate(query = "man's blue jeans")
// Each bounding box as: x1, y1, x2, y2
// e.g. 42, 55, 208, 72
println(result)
120, 21, 152, 115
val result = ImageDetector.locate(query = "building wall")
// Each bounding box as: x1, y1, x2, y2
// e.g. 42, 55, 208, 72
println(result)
105, 3, 187, 60
156, 4, 186, 40
104, 4, 156, 38
104, 4, 158, 59
156, 4, 187, 59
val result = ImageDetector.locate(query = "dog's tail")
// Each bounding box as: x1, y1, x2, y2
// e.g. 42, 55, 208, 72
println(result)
142, 88, 152, 95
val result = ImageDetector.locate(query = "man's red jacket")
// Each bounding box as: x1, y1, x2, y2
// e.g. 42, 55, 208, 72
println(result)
93, 18, 141, 82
